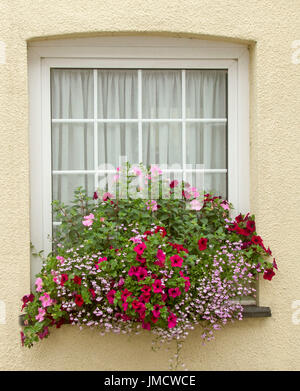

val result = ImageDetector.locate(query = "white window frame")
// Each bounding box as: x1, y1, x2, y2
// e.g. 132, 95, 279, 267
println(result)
28, 36, 249, 280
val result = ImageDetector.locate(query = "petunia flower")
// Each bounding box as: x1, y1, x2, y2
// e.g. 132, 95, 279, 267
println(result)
152, 279, 164, 293
190, 199, 202, 211
39, 293, 53, 308
60, 274, 68, 286
35, 307, 46, 322
136, 267, 148, 281
168, 287, 181, 298
263, 268, 275, 281
35, 277, 43, 292
170, 254, 183, 267
107, 289, 116, 305
134, 242, 146, 256
74, 294, 84, 307
198, 238, 208, 251
168, 313, 177, 328
73, 276, 82, 285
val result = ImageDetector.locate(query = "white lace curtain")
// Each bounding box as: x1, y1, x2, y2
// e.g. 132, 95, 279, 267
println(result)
51, 69, 227, 203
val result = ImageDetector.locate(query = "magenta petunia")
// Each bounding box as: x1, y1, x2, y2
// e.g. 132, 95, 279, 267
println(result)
107, 289, 116, 305
168, 287, 181, 298
134, 242, 147, 256
168, 313, 177, 328
152, 279, 164, 293
170, 254, 183, 267
136, 267, 148, 281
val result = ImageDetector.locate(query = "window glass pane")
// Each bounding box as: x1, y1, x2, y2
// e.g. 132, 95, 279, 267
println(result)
142, 70, 182, 118
98, 70, 138, 119
98, 123, 139, 168
186, 70, 227, 118
204, 173, 227, 198
52, 123, 94, 170
51, 69, 94, 119
52, 174, 94, 205
186, 123, 227, 169
142, 123, 182, 167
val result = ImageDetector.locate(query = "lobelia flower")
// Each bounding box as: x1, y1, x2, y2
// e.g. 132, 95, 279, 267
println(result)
134, 242, 146, 256
35, 277, 43, 292
39, 293, 53, 308
35, 307, 46, 322
73, 276, 82, 285
74, 294, 84, 307
170, 254, 183, 268
198, 238, 208, 251
168, 287, 181, 298
168, 313, 177, 328
263, 268, 275, 281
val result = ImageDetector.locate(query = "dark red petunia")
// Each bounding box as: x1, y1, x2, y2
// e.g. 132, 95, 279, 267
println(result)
89, 288, 96, 299
169, 180, 178, 188
263, 268, 275, 281
21, 294, 35, 310
246, 220, 256, 233
155, 226, 167, 237
251, 235, 263, 246
93, 191, 98, 200
73, 276, 82, 285
60, 274, 68, 286
273, 258, 278, 270
74, 294, 84, 307
198, 238, 208, 251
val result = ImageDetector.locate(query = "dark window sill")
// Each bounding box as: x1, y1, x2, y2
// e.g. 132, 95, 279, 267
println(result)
18, 306, 271, 326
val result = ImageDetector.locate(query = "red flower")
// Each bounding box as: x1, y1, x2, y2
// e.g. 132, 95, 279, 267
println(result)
38, 326, 49, 340
21, 294, 34, 310
246, 220, 256, 233
141, 285, 151, 295
136, 254, 146, 265
134, 242, 147, 256
74, 294, 84, 307
170, 180, 178, 188
155, 226, 167, 237
142, 321, 151, 330
93, 191, 98, 200
121, 288, 132, 302
152, 279, 164, 293
139, 293, 151, 303
136, 267, 148, 281
107, 289, 116, 305
60, 274, 68, 286
168, 287, 181, 298
73, 276, 82, 285
20, 331, 25, 346
251, 235, 263, 246
273, 258, 278, 270
263, 268, 275, 281
198, 238, 208, 251
89, 288, 96, 299
168, 313, 177, 328
128, 266, 139, 277
170, 254, 183, 267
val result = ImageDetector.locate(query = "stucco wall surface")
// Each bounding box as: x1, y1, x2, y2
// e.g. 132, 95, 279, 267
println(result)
0, 0, 300, 371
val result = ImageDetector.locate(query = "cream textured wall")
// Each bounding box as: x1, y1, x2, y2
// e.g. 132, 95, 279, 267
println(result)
0, 0, 300, 371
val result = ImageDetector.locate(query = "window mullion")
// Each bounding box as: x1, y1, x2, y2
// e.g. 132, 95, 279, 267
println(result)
138, 69, 143, 164
93, 69, 98, 190
182, 69, 186, 181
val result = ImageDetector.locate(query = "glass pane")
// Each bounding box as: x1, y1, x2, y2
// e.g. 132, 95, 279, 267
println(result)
98, 123, 139, 168
142, 123, 182, 167
204, 173, 227, 198
142, 70, 182, 118
98, 70, 138, 119
52, 174, 94, 205
51, 69, 94, 119
52, 123, 94, 170
186, 70, 227, 118
186, 123, 227, 169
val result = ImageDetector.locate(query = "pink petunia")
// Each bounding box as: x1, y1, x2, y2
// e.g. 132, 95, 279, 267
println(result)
35, 277, 43, 292
152, 279, 164, 293
39, 293, 53, 308
168, 287, 181, 298
170, 254, 183, 268
190, 199, 202, 211
136, 267, 148, 281
168, 313, 177, 328
35, 307, 46, 322
134, 242, 147, 256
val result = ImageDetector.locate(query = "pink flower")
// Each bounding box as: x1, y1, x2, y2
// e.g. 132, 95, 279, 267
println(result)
142, 321, 151, 330
136, 267, 148, 281
113, 174, 120, 182
180, 271, 191, 292
35, 307, 46, 322
146, 200, 158, 212
152, 279, 164, 293
134, 242, 147, 256
121, 289, 132, 302
141, 285, 151, 295
82, 219, 93, 227
39, 293, 53, 308
85, 213, 95, 220
56, 256, 65, 265
156, 249, 166, 262
128, 266, 139, 277
100, 217, 105, 222
103, 192, 113, 201
132, 166, 142, 176
170, 254, 183, 267
95, 257, 107, 269
106, 289, 116, 304
118, 277, 125, 287
168, 313, 177, 328
150, 165, 162, 176
221, 201, 230, 210
152, 304, 161, 318
35, 277, 43, 292
130, 235, 143, 244
168, 287, 181, 298
190, 199, 202, 211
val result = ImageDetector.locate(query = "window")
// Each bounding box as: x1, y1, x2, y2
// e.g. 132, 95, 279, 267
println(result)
28, 36, 249, 284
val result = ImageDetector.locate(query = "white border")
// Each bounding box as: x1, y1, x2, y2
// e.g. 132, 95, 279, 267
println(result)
28, 36, 249, 280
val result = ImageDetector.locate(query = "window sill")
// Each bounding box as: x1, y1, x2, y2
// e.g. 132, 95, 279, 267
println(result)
18, 306, 271, 326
